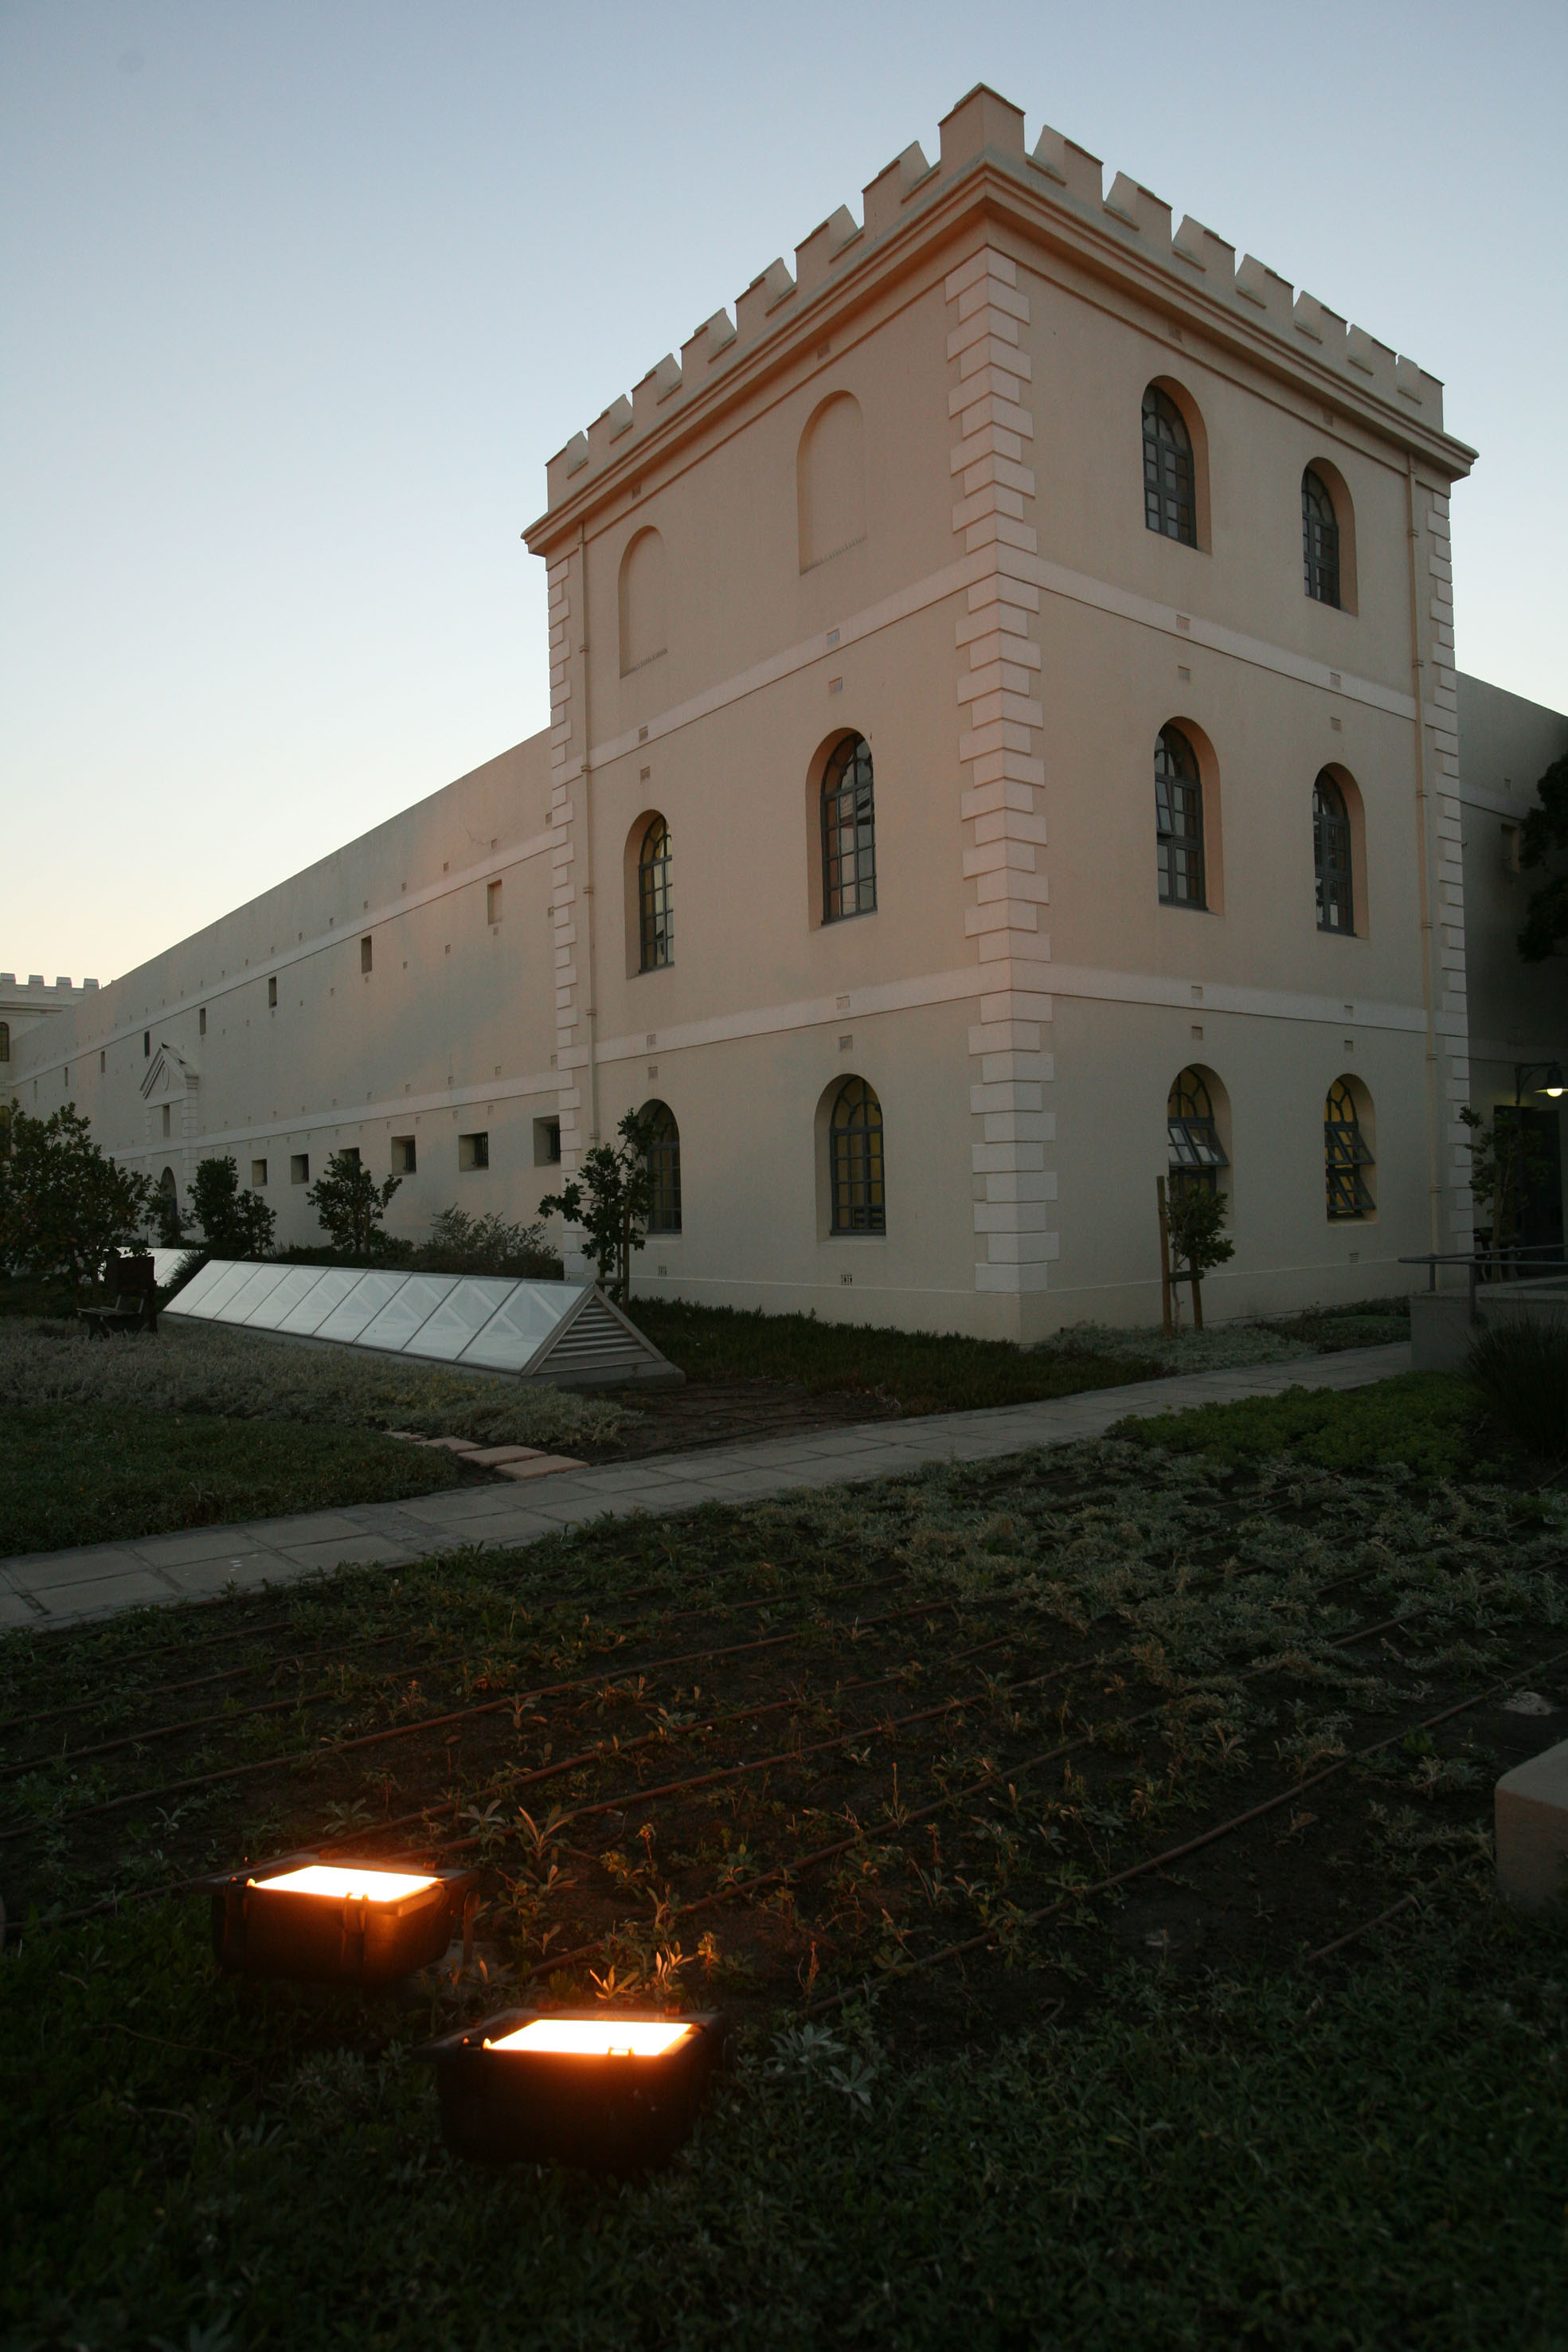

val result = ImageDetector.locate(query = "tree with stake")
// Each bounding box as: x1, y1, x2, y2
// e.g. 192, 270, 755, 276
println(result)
190, 1156, 277, 1259
0, 1103, 152, 1293
1164, 1180, 1235, 1331
307, 1150, 401, 1259
538, 1108, 656, 1303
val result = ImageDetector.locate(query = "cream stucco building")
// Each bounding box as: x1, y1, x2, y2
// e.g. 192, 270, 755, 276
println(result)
8, 85, 1563, 1337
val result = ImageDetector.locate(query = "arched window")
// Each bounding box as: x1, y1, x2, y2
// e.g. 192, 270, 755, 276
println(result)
638, 817, 673, 971
829, 1077, 885, 1234
643, 1102, 682, 1234
160, 1166, 177, 1198
821, 735, 877, 922
1325, 1078, 1374, 1219
1167, 1067, 1229, 1199
1155, 726, 1205, 907
1143, 387, 1196, 546
1313, 771, 1354, 933
1303, 468, 1340, 607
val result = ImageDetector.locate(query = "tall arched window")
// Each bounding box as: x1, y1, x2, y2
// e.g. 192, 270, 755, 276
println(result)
638, 817, 673, 971
1143, 387, 1196, 546
1155, 726, 1205, 907
1303, 468, 1340, 606
1167, 1067, 1229, 1199
1314, 771, 1354, 933
1325, 1078, 1374, 1219
830, 1077, 885, 1234
643, 1102, 682, 1234
821, 735, 877, 922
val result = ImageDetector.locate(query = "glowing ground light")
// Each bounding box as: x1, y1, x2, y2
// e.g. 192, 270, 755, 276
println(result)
484, 2019, 697, 2059
255, 1865, 437, 1902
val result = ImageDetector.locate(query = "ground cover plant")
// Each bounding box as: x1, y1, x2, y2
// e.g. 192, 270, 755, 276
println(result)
0, 1319, 628, 1452
4, 1414, 1566, 2346
626, 1296, 1408, 1414
0, 1401, 466, 1556
1115, 1369, 1486, 1480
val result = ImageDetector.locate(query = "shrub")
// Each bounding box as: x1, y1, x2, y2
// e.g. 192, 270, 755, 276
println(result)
1468, 1313, 1568, 1461
413, 1208, 559, 1277
190, 1155, 276, 1258
0, 1104, 151, 1289
307, 1149, 401, 1258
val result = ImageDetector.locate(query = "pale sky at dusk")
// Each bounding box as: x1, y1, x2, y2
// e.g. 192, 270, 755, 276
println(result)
2, 0, 1563, 986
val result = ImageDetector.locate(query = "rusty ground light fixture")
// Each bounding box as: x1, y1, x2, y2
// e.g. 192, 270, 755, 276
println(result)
204, 1853, 478, 1986
416, 2009, 729, 2170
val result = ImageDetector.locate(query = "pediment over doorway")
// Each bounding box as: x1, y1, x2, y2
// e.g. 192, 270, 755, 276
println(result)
139, 1042, 200, 1102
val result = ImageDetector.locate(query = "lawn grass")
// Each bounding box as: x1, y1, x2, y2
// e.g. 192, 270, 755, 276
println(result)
1113, 1370, 1488, 1479
0, 1400, 463, 1555
6, 1430, 1566, 2345
628, 1297, 1167, 1412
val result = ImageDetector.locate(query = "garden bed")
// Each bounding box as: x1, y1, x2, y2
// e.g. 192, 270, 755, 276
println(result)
3, 1385, 1565, 2344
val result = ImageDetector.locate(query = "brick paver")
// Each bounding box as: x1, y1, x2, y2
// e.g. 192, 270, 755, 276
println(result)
0, 1344, 1410, 1630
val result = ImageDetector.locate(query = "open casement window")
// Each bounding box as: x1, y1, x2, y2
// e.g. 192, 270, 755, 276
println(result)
1167, 1067, 1228, 1200
829, 1076, 886, 1234
1313, 771, 1354, 933
1324, 1079, 1374, 1219
1143, 387, 1197, 546
1303, 468, 1341, 607
821, 735, 877, 922
643, 1101, 682, 1234
1155, 726, 1205, 907
638, 817, 673, 971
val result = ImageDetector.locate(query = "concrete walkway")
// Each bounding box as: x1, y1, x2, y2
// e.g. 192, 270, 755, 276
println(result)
1, 1342, 1411, 1631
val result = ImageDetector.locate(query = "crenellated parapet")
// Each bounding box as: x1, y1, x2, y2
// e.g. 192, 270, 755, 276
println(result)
542, 83, 1453, 515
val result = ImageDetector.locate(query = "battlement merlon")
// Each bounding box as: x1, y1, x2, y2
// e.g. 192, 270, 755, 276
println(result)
527, 82, 1473, 538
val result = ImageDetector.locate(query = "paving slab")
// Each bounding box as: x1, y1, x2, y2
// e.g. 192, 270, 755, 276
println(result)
0, 1343, 1412, 1629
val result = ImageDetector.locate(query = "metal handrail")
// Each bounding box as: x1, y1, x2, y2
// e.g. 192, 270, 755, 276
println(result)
1399, 1247, 1568, 1321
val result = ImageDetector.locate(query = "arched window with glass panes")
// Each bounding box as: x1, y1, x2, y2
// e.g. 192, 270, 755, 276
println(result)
821, 735, 877, 922
1155, 726, 1205, 907
643, 1101, 682, 1234
1143, 387, 1197, 546
1303, 468, 1341, 606
829, 1076, 885, 1233
638, 816, 673, 971
1325, 1078, 1374, 1219
1167, 1067, 1228, 1199
1314, 772, 1354, 933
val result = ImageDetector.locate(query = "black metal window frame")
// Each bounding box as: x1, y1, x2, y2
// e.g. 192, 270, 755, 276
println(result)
829, 1075, 886, 1234
1314, 770, 1354, 933
1325, 1078, 1374, 1219
1155, 725, 1206, 908
1143, 386, 1197, 547
1303, 468, 1341, 608
643, 1100, 682, 1234
821, 734, 877, 922
638, 816, 673, 972
1167, 1066, 1228, 1199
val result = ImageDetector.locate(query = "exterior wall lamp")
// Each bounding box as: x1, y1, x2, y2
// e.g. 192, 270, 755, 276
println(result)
1514, 1063, 1566, 1103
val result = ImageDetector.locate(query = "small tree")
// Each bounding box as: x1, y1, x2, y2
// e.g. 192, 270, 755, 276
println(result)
1516, 749, 1568, 964
0, 1102, 152, 1291
190, 1155, 277, 1259
307, 1149, 401, 1258
1460, 1104, 1550, 1270
1166, 1182, 1235, 1332
539, 1108, 656, 1302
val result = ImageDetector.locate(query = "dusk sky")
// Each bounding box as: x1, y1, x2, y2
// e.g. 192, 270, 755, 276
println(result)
3, 0, 1563, 986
